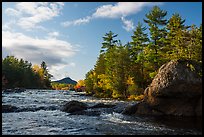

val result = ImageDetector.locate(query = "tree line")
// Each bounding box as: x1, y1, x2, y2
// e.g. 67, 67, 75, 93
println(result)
84, 6, 202, 100
2, 56, 52, 89
51, 83, 75, 90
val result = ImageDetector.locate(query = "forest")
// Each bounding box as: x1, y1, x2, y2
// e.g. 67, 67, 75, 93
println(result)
84, 6, 202, 100
2, 56, 53, 89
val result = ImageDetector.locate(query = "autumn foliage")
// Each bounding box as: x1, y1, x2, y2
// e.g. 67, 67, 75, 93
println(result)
84, 6, 202, 100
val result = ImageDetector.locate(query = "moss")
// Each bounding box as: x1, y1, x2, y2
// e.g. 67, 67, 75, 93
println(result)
149, 71, 157, 79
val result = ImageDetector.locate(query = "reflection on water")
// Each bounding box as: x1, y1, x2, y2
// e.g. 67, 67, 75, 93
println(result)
2, 90, 202, 135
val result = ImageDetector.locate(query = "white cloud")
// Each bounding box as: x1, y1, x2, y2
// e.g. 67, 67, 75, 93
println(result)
61, 16, 92, 27
3, 2, 77, 81
2, 20, 16, 31
121, 17, 135, 31
48, 62, 76, 80
5, 2, 64, 30
92, 2, 161, 18
5, 8, 21, 16
48, 31, 59, 38
48, 64, 67, 80
61, 2, 162, 31
69, 62, 76, 67
2, 30, 78, 66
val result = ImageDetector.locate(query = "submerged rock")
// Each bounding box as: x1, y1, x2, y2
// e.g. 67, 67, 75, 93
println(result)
18, 106, 58, 112
2, 105, 19, 113
126, 60, 202, 117
89, 103, 115, 109
2, 88, 26, 93
70, 110, 101, 116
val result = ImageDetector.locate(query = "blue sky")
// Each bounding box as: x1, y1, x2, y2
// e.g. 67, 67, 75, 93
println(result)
2, 2, 202, 81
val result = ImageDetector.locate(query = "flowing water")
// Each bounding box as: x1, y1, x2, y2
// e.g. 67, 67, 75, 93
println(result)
2, 89, 202, 135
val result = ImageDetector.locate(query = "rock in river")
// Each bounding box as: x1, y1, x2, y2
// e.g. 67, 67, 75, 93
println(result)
2, 105, 19, 113
61, 100, 88, 113
124, 60, 202, 117
61, 101, 116, 116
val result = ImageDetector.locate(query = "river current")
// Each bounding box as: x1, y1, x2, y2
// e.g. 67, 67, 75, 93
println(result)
2, 89, 202, 135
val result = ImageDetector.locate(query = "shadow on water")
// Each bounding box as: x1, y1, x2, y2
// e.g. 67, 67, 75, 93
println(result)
144, 115, 202, 132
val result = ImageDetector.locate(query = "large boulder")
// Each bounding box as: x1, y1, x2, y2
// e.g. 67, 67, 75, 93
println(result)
61, 101, 113, 116
61, 100, 88, 113
195, 97, 202, 116
122, 103, 138, 115
129, 60, 202, 117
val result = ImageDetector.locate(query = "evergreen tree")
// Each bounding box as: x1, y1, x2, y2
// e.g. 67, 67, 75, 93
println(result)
101, 31, 118, 53
130, 22, 149, 89
94, 53, 106, 75
144, 6, 168, 70
187, 24, 202, 62
84, 6, 202, 101
166, 13, 189, 60
40, 61, 53, 88
2, 56, 53, 89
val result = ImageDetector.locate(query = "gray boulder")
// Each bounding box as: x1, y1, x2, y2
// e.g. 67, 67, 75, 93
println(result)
126, 60, 202, 117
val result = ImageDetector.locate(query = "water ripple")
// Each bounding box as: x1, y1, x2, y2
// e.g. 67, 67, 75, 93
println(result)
2, 89, 202, 135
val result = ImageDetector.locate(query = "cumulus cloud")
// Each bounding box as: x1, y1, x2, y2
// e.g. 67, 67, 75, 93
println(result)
121, 17, 135, 31
61, 2, 162, 31
2, 20, 16, 31
5, 8, 21, 16
2, 30, 77, 66
3, 2, 78, 81
93, 2, 162, 18
5, 2, 64, 30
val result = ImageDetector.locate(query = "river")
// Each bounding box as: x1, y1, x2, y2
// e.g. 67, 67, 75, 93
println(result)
2, 89, 202, 135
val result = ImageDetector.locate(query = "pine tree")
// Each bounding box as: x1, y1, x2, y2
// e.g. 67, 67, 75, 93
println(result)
187, 24, 202, 62
144, 6, 168, 70
130, 22, 149, 89
166, 13, 189, 60
94, 53, 106, 75
40, 61, 52, 88
101, 31, 118, 53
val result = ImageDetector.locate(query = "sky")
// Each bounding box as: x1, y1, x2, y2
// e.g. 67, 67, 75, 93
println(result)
2, 2, 202, 81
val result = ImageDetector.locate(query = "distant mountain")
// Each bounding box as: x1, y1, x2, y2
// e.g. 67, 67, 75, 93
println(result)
52, 77, 77, 85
